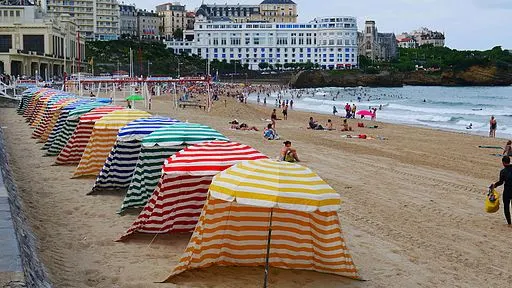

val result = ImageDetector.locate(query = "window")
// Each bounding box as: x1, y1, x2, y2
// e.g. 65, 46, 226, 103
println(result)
23, 35, 44, 54
0, 35, 12, 52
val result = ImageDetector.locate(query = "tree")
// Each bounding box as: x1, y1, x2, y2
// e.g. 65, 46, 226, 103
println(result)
274, 63, 283, 70
173, 28, 184, 40
258, 62, 269, 70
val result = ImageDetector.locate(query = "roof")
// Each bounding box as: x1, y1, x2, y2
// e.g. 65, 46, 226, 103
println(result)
260, 0, 296, 4
399, 38, 414, 42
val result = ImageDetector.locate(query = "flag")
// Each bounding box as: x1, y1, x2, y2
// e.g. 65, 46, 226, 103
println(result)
88, 57, 94, 65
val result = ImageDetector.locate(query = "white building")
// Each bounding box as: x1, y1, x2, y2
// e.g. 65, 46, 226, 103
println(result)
397, 37, 417, 49
45, 0, 120, 41
0, 5, 85, 78
166, 16, 359, 70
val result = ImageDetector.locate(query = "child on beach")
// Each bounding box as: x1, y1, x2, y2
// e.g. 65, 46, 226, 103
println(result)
341, 119, 353, 131
326, 119, 334, 130
504, 140, 512, 156
280, 141, 300, 162
263, 124, 279, 140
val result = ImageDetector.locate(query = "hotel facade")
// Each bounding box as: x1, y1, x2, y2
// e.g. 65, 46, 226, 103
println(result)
166, 15, 359, 70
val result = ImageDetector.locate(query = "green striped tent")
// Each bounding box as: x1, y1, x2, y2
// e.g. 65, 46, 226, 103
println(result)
120, 123, 228, 212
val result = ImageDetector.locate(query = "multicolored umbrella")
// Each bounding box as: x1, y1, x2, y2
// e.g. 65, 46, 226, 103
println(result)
126, 94, 144, 101
120, 141, 267, 239
73, 109, 151, 178
92, 117, 180, 192
168, 159, 359, 285
122, 124, 229, 211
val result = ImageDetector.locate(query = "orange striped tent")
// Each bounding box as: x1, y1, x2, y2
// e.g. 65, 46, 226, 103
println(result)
23, 88, 52, 119
167, 160, 360, 284
32, 98, 77, 141
73, 109, 151, 178
27, 92, 58, 126
55, 106, 125, 165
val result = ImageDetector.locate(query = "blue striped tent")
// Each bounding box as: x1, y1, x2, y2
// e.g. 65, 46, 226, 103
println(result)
92, 117, 180, 192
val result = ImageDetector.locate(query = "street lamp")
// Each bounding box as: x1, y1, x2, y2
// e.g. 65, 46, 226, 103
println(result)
177, 62, 183, 79
147, 60, 152, 77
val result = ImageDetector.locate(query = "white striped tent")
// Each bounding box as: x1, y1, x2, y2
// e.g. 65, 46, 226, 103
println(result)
92, 117, 180, 192
121, 124, 229, 212
166, 160, 360, 283
42, 101, 105, 153
22, 88, 55, 118
73, 109, 152, 178
120, 141, 267, 239
55, 106, 125, 165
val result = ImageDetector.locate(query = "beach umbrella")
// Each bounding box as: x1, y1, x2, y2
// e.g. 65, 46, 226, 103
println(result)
122, 124, 229, 211
356, 110, 375, 117
54, 106, 125, 164
119, 141, 267, 239
73, 109, 151, 178
126, 94, 144, 101
43, 101, 110, 154
91, 117, 180, 192
167, 159, 360, 285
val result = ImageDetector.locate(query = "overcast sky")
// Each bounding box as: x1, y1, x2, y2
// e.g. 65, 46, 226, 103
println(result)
131, 0, 512, 50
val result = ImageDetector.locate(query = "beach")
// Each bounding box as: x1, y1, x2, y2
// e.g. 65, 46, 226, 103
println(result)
0, 94, 511, 287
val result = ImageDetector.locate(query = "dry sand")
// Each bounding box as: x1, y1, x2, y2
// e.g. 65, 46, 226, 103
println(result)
1, 94, 511, 288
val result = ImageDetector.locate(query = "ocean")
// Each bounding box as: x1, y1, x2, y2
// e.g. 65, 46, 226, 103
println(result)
248, 86, 512, 138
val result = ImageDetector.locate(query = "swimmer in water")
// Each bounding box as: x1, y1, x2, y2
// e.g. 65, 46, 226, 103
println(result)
466, 123, 473, 130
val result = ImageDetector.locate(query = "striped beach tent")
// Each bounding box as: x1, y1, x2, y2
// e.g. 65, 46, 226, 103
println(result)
32, 98, 77, 140
91, 117, 180, 192
28, 92, 63, 127
167, 159, 360, 284
55, 106, 125, 164
17, 87, 43, 115
43, 101, 106, 153
122, 124, 229, 211
120, 141, 267, 239
22, 88, 52, 118
73, 109, 151, 178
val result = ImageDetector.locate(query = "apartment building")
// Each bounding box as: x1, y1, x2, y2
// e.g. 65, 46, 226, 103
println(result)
137, 9, 161, 40
45, 0, 120, 41
156, 2, 185, 40
195, 0, 297, 23
119, 4, 136, 37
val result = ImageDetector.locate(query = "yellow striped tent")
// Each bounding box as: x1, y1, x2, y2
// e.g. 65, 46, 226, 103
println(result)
73, 109, 151, 178
168, 159, 360, 284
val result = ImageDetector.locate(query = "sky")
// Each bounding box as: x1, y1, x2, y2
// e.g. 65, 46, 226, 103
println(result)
130, 0, 512, 50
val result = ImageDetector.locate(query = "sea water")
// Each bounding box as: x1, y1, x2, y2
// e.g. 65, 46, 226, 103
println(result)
248, 86, 512, 138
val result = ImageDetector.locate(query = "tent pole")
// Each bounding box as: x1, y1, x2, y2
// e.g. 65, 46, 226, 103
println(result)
263, 208, 273, 288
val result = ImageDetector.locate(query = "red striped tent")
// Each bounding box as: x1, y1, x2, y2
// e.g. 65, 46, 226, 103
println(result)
166, 160, 360, 283
55, 106, 125, 165
32, 98, 77, 140
28, 93, 57, 127
120, 141, 267, 239
73, 109, 151, 178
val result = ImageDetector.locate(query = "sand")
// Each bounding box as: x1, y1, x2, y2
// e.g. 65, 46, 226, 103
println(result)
1, 94, 511, 288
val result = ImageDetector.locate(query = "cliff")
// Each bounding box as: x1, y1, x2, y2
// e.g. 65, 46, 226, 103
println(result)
290, 66, 512, 88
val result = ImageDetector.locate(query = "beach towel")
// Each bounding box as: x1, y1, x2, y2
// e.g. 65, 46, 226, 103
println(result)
479, 146, 503, 149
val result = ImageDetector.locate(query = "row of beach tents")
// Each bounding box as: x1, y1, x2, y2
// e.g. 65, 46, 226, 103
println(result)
16, 87, 360, 284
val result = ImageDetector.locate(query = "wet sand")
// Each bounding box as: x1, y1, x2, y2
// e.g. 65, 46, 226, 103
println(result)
0, 94, 511, 287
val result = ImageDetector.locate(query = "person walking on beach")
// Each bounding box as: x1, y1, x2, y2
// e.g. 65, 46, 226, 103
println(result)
344, 103, 351, 118
282, 105, 288, 120
351, 104, 357, 119
490, 116, 497, 138
490, 156, 512, 226
289, 99, 293, 109
333, 105, 338, 116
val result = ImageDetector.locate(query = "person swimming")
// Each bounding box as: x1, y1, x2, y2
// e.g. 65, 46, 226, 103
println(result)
466, 123, 473, 130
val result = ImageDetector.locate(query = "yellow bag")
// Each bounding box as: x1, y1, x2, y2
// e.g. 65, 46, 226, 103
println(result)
485, 189, 500, 213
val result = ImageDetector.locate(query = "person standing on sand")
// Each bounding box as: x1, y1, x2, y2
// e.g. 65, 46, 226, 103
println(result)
282, 105, 288, 120
271, 109, 277, 129
490, 156, 512, 226
333, 105, 338, 116
490, 116, 497, 138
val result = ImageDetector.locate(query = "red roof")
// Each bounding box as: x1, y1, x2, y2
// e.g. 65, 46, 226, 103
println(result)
399, 38, 413, 42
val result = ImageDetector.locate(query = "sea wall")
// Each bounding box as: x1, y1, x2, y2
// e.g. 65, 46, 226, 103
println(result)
0, 128, 52, 288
